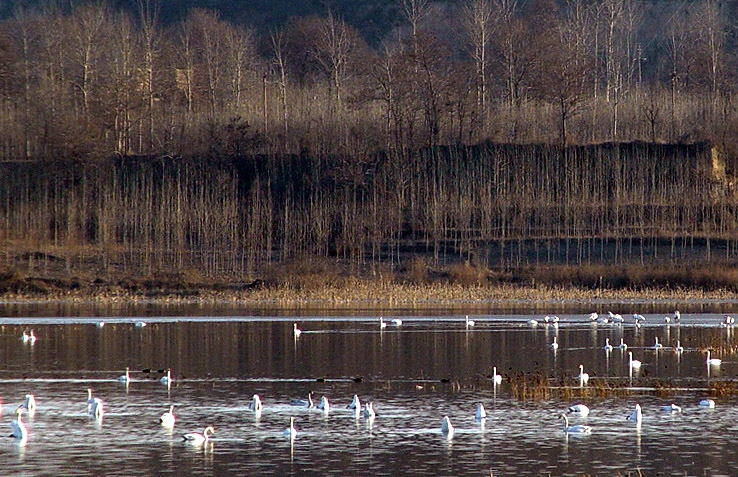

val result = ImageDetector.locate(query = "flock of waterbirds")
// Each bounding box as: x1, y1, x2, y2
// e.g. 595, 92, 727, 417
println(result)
7, 310, 735, 445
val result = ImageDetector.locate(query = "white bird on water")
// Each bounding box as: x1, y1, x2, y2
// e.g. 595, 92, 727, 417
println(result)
392, 318, 403, 326
491, 367, 502, 385
440, 416, 455, 437
566, 404, 590, 417
559, 414, 591, 434
363, 402, 376, 419
291, 392, 314, 408
604, 338, 613, 352
347, 394, 361, 410
675, 341, 684, 353
379, 317, 387, 329
699, 399, 716, 408
476, 403, 487, 420
618, 338, 628, 351
21, 394, 36, 414
9, 408, 28, 440
317, 396, 330, 413
21, 330, 37, 344
160, 405, 176, 427
86, 389, 104, 419
662, 403, 681, 413
627, 404, 643, 424
528, 319, 539, 327
589, 312, 599, 322
465, 315, 475, 327
182, 426, 214, 444
653, 337, 663, 350
706, 350, 722, 366
160, 369, 173, 386
248, 394, 263, 412
550, 337, 559, 350
284, 417, 297, 437
629, 351, 642, 370
135, 321, 147, 328
293, 323, 302, 338
118, 367, 131, 385
577, 365, 589, 386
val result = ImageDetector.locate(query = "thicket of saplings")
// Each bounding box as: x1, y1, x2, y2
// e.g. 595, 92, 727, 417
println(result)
3, 1, 738, 294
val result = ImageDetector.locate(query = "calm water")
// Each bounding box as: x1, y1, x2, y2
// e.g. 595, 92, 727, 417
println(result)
1, 308, 738, 475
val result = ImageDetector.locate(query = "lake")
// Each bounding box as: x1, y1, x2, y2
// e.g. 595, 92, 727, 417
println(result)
1, 304, 737, 475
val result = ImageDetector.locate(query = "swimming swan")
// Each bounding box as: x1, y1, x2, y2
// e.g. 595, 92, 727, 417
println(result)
363, 402, 376, 419
293, 323, 302, 338
550, 337, 559, 350
629, 352, 642, 370
491, 367, 502, 385
392, 318, 403, 326
627, 404, 642, 424
662, 403, 682, 413
248, 394, 263, 412
675, 341, 684, 353
118, 367, 131, 384
465, 315, 475, 327
182, 426, 214, 444
577, 365, 589, 386
317, 396, 330, 413
699, 399, 716, 408
86, 389, 104, 417
653, 337, 663, 350
290, 393, 314, 408
566, 404, 590, 417
284, 417, 297, 437
618, 338, 628, 351
441, 416, 455, 435
379, 317, 387, 329
604, 339, 613, 352
347, 395, 361, 410
21, 330, 37, 344
559, 414, 591, 433
9, 408, 27, 440
21, 394, 36, 414
476, 403, 487, 420
706, 350, 722, 366
160, 369, 173, 386
135, 321, 147, 328
160, 405, 176, 427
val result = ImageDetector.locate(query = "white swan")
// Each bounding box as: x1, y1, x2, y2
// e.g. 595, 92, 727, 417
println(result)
392, 318, 403, 326
577, 365, 589, 386
588, 312, 598, 321
706, 350, 722, 366
675, 341, 684, 353
627, 404, 642, 424
653, 337, 663, 350
135, 321, 147, 328
674, 310, 681, 322
347, 394, 361, 410
550, 337, 559, 350
724, 315, 735, 325
293, 323, 302, 338
160, 369, 173, 386
618, 338, 628, 350
465, 315, 475, 327
248, 394, 263, 412
96, 321, 105, 328
633, 314, 646, 322
629, 352, 642, 370
182, 426, 214, 444
528, 319, 539, 327
290, 392, 314, 408
566, 404, 590, 417
609, 312, 624, 323
21, 330, 37, 344
663, 315, 671, 323
118, 367, 131, 384
21, 394, 36, 414
662, 403, 681, 413
699, 399, 716, 408
362, 402, 376, 419
86, 388, 104, 418
476, 403, 487, 420
441, 416, 454, 435
9, 408, 27, 440
284, 417, 297, 437
160, 405, 176, 427
317, 396, 330, 413
379, 317, 387, 329
491, 367, 502, 385
604, 338, 613, 352
559, 414, 591, 433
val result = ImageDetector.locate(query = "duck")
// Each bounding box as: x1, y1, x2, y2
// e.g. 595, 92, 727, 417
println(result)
662, 403, 682, 413
284, 417, 297, 437
317, 396, 330, 413
652, 337, 663, 350
627, 404, 643, 424
577, 365, 589, 386
9, 408, 27, 440
160, 369, 173, 386
293, 323, 302, 338
706, 350, 722, 366
604, 338, 613, 352
440, 416, 454, 436
118, 367, 131, 385
379, 317, 387, 329
491, 367, 502, 385
248, 394, 263, 412
465, 315, 475, 327
362, 402, 376, 419
475, 403, 487, 420
290, 392, 314, 408
21, 394, 36, 414
182, 426, 214, 444
699, 399, 716, 408
559, 414, 591, 433
566, 404, 590, 417
550, 337, 559, 350
160, 405, 175, 427
618, 338, 628, 351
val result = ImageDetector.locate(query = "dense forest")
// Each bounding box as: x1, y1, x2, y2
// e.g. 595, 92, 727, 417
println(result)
2, 0, 738, 284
